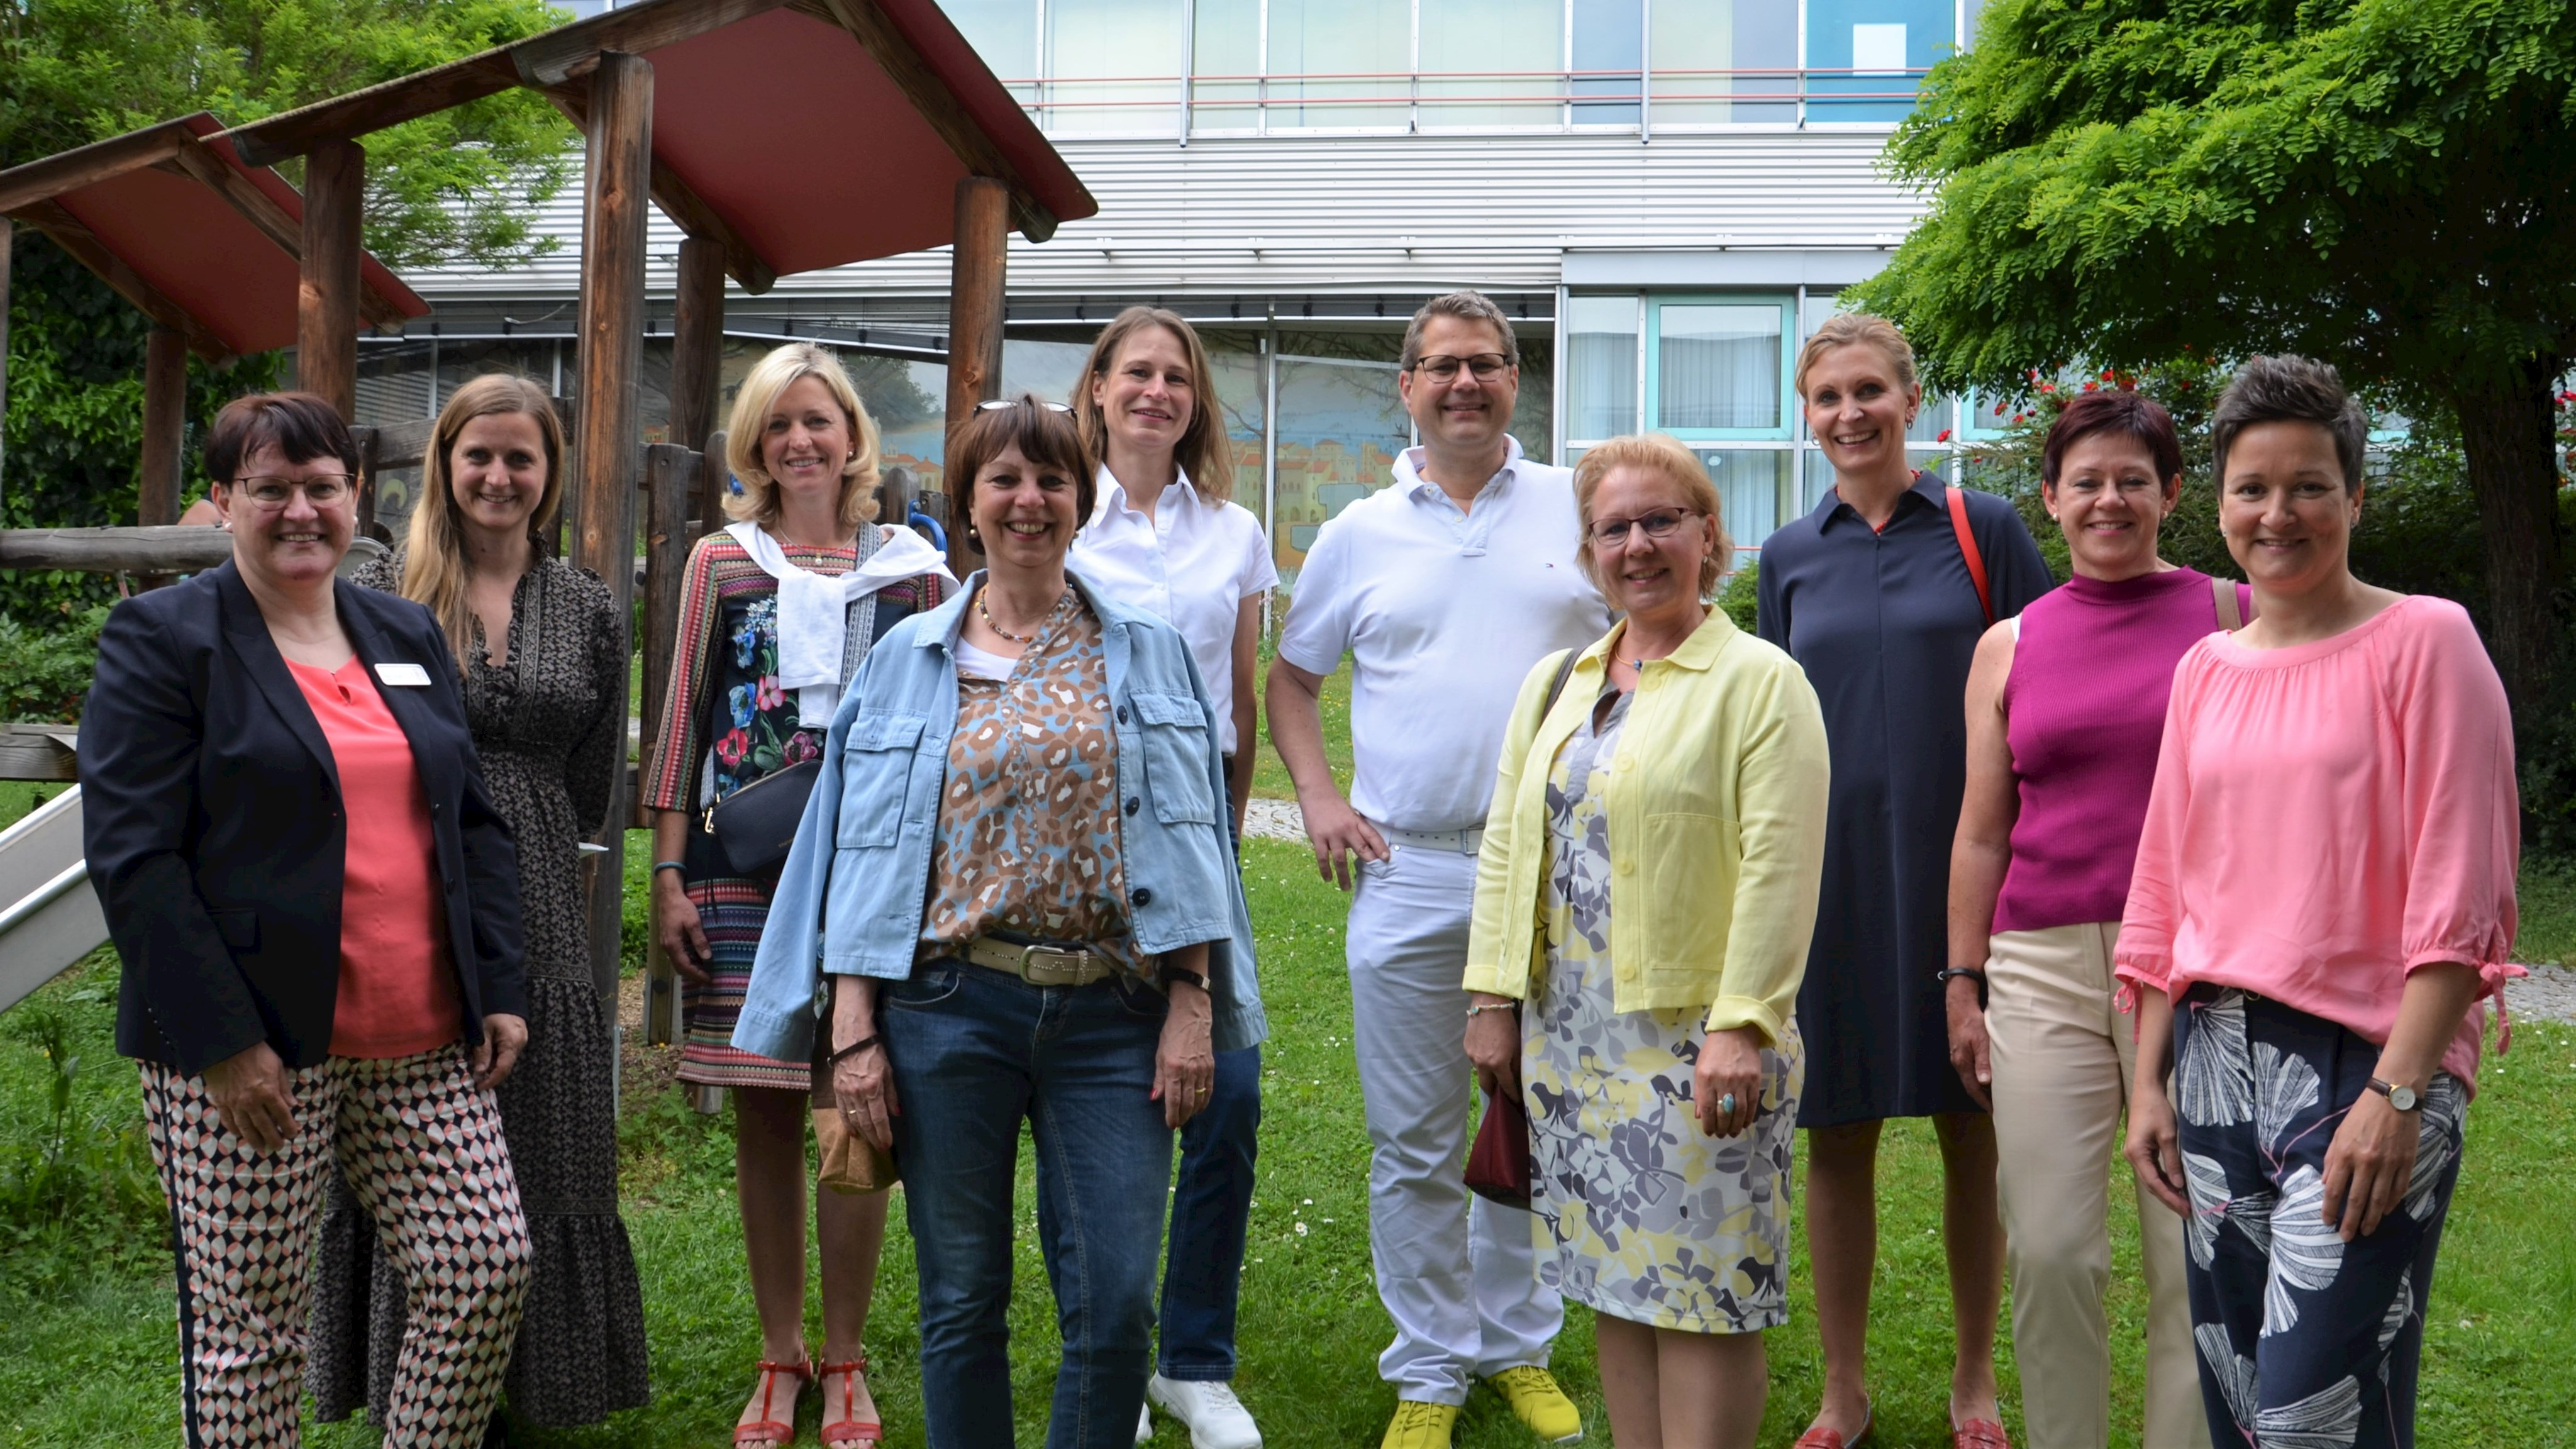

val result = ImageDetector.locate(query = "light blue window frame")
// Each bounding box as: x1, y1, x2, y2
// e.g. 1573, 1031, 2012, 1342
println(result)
1644, 294, 1797, 440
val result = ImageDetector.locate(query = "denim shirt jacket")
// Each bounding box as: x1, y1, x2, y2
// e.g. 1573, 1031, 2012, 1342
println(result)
733, 570, 1267, 1064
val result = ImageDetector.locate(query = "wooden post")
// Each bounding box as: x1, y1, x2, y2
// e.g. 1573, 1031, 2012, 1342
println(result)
698, 427, 728, 529
138, 326, 187, 528
297, 139, 364, 420
0, 216, 13, 496
574, 50, 652, 1008
943, 175, 1010, 579
670, 236, 725, 459
638, 441, 695, 1044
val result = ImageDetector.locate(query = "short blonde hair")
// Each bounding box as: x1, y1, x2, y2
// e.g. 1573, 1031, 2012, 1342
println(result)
1572, 434, 1733, 594
723, 343, 882, 533
1794, 312, 1918, 400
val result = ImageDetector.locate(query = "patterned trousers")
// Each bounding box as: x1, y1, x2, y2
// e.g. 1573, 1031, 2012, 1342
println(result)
2171, 987, 2463, 1449
140, 1045, 533, 1448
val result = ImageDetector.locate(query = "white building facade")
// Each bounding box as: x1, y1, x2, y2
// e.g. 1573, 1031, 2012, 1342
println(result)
365, 0, 1996, 579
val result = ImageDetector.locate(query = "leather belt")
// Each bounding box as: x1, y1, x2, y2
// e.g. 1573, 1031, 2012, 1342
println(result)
1374, 821, 1485, 855
958, 935, 1120, 986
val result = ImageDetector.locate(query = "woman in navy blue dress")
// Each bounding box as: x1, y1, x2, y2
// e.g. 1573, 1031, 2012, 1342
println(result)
1755, 315, 2053, 1449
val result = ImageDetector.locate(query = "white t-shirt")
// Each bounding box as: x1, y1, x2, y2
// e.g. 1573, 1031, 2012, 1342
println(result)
1276, 438, 1611, 833
1068, 466, 1279, 756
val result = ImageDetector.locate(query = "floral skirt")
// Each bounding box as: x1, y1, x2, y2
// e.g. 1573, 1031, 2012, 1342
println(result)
1523, 941, 1803, 1335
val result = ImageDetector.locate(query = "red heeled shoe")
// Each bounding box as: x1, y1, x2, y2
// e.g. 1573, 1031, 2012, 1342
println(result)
734, 1354, 813, 1447
819, 1355, 884, 1446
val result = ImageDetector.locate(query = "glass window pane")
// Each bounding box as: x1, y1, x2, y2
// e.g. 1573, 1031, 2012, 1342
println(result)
1696, 448, 1793, 550
1805, 0, 1951, 122
1420, 0, 1561, 128
939, 0, 1038, 102
1570, 0, 1640, 125
1907, 392, 1952, 443
1657, 304, 1781, 431
1565, 295, 1640, 440
1272, 355, 1409, 587
1649, 0, 1795, 125
1267, 0, 1409, 128
1048, 0, 1183, 132
1192, 0, 1260, 130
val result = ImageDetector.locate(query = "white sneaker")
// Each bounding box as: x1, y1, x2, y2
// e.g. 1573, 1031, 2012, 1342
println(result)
1136, 1399, 1155, 1445
1146, 1375, 1263, 1449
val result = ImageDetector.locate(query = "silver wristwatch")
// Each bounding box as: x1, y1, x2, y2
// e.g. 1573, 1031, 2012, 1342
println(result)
2367, 1077, 2421, 1112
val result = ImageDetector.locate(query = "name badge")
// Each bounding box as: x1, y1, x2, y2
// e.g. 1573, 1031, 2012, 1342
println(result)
374, 662, 433, 688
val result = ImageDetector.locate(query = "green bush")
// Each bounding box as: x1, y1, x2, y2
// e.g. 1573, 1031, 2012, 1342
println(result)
1716, 557, 1759, 633
0, 604, 104, 723
0, 984, 164, 1287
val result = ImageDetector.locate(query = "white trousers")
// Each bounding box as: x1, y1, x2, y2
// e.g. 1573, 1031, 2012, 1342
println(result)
1987, 921, 2209, 1449
1346, 844, 1562, 1405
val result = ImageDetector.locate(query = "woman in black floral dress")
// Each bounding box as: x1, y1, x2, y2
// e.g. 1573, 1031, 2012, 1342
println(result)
311, 374, 649, 1432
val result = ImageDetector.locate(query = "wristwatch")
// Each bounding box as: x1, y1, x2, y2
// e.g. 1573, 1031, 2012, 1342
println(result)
1163, 965, 1209, 992
1935, 966, 1989, 1011
2367, 1077, 2421, 1112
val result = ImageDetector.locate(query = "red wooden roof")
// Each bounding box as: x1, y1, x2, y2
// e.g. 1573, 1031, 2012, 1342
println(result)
0, 114, 428, 361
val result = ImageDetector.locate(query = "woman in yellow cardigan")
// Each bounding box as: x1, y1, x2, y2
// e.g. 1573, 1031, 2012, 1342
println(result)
1466, 433, 1830, 1449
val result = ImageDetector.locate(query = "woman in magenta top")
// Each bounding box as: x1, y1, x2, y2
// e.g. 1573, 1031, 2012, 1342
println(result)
2116, 358, 2518, 1449
1947, 392, 2236, 1449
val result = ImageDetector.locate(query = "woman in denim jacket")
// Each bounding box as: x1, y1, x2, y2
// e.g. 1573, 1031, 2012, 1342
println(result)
736, 397, 1264, 1449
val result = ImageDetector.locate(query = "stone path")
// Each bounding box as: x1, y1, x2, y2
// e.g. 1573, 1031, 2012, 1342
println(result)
1243, 797, 1307, 843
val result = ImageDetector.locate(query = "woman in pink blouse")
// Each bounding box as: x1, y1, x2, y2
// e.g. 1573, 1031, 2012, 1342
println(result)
2117, 357, 2519, 1449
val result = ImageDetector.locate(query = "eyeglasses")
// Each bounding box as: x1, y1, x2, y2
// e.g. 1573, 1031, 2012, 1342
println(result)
231, 475, 355, 507
1407, 353, 1511, 383
1589, 508, 1702, 547
975, 399, 1073, 414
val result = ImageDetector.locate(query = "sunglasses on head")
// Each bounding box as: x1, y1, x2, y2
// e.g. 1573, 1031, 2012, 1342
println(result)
975, 399, 1073, 414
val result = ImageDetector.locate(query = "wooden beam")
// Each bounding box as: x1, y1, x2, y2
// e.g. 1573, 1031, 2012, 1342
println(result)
160, 139, 409, 331
138, 327, 187, 530
0, 725, 79, 784
0, 526, 235, 572
297, 140, 364, 419
223, 53, 521, 168
670, 237, 726, 452
698, 428, 730, 527
943, 175, 1008, 579
0, 121, 191, 217
9, 201, 232, 363
513, 0, 794, 86
638, 443, 696, 818
574, 50, 652, 1006
539, 79, 777, 294
794, 0, 1060, 242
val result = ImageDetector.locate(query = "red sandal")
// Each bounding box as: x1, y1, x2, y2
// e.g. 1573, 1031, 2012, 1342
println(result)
819, 1355, 884, 1446
734, 1353, 813, 1447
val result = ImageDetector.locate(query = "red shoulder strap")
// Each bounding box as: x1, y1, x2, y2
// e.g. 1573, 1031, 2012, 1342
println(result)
1945, 485, 1994, 626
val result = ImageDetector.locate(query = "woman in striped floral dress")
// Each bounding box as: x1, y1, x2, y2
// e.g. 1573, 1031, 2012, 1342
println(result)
645, 344, 951, 1448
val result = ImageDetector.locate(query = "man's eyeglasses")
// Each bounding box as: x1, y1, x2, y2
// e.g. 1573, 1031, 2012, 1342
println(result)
1589, 508, 1702, 547
975, 399, 1074, 414
231, 475, 355, 507
1407, 353, 1511, 383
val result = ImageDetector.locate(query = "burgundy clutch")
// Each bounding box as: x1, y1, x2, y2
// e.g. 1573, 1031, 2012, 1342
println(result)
1464, 1082, 1533, 1210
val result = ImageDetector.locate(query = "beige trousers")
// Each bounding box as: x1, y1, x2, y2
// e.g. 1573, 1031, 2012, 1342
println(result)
1986, 921, 2208, 1449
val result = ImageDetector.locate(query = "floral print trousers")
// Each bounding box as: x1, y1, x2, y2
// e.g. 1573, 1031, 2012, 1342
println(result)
141, 1045, 531, 1447
2171, 987, 2463, 1449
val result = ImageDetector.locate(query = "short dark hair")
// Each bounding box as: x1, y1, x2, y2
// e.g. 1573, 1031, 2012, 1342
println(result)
2041, 391, 2183, 488
1400, 291, 1519, 372
944, 396, 1097, 555
204, 392, 360, 486
2211, 355, 2368, 493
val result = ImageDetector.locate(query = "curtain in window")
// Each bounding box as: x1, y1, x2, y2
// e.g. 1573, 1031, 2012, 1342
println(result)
1565, 297, 1640, 440
1658, 305, 1780, 431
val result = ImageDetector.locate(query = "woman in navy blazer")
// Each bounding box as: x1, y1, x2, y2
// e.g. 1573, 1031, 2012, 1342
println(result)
82, 392, 535, 1449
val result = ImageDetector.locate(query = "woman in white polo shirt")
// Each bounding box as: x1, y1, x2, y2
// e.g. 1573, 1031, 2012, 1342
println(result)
1069, 306, 1277, 1449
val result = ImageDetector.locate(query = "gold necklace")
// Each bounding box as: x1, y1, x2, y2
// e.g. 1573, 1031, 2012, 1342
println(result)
978, 587, 1063, 644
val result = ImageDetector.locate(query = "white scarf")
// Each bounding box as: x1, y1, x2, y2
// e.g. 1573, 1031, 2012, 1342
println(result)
724, 521, 957, 723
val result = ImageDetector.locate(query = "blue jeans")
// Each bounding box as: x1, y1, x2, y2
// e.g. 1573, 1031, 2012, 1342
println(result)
1158, 1045, 1260, 1379
884, 959, 1175, 1449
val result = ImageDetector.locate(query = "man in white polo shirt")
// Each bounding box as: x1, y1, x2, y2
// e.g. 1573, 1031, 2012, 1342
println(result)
1267, 291, 1610, 1449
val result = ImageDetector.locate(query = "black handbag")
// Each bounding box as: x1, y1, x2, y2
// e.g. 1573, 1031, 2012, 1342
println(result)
702, 758, 821, 878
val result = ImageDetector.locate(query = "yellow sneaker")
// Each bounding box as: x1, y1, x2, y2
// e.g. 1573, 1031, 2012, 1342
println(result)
1381, 1399, 1462, 1448
1485, 1366, 1583, 1443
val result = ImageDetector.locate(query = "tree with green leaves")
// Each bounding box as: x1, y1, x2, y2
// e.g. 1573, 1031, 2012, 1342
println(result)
1853, 0, 2576, 697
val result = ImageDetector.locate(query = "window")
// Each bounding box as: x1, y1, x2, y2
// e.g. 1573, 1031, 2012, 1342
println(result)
1192, 0, 1261, 130
1804, 0, 1951, 123
1647, 0, 1796, 125
1569, 0, 1643, 125
1048, 0, 1186, 132
1266, 0, 1411, 128
1650, 300, 1791, 436
1564, 296, 1640, 440
944, 0, 1040, 102
1419, 0, 1562, 128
